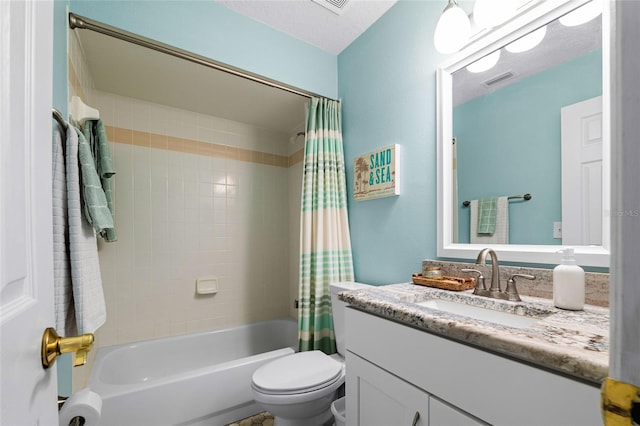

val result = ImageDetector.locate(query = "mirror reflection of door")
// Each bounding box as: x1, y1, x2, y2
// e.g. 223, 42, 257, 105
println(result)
561, 96, 603, 246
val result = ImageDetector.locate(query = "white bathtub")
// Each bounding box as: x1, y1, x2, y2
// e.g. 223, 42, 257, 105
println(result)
84, 318, 297, 426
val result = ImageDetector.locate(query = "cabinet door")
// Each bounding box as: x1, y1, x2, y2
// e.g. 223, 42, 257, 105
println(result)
429, 397, 487, 426
346, 352, 427, 426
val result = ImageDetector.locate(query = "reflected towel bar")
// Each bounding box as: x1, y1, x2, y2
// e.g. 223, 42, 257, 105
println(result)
462, 193, 531, 207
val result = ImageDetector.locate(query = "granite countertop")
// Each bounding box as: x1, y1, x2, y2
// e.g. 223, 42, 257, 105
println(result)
339, 283, 609, 384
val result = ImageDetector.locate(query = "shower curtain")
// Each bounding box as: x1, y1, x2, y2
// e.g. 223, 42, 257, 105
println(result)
298, 97, 354, 354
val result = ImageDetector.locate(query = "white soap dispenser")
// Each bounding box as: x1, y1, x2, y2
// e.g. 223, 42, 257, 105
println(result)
553, 247, 585, 310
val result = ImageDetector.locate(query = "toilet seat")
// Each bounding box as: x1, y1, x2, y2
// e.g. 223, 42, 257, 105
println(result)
252, 351, 344, 395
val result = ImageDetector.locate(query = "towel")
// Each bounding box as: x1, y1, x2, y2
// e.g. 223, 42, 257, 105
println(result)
83, 119, 117, 242
52, 124, 76, 336
477, 196, 498, 234
66, 125, 107, 334
76, 128, 115, 240
470, 196, 509, 244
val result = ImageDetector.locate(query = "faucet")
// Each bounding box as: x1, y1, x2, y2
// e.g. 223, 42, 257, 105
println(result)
462, 248, 535, 302
476, 248, 501, 294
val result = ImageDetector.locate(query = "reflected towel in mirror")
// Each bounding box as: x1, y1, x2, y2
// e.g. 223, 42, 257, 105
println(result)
470, 196, 509, 244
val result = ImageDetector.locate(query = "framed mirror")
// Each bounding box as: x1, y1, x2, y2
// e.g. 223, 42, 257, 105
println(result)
436, 0, 610, 267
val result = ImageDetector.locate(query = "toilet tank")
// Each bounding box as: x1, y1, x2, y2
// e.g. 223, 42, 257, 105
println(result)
330, 282, 371, 356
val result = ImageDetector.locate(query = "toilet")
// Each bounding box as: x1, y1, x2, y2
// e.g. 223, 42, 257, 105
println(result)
251, 281, 369, 426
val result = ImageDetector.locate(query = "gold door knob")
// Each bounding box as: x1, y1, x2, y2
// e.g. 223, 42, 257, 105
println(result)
41, 327, 94, 368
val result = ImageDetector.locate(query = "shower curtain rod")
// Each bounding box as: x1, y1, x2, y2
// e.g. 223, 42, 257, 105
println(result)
69, 13, 335, 102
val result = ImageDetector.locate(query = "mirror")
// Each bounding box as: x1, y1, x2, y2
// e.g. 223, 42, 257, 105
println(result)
437, 0, 610, 267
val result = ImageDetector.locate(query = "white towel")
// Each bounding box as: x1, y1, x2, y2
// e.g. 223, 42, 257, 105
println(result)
470, 196, 509, 244
65, 124, 107, 335
52, 125, 76, 336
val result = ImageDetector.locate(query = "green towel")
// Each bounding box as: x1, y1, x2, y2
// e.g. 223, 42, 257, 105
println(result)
477, 196, 498, 234
76, 127, 116, 240
83, 119, 117, 242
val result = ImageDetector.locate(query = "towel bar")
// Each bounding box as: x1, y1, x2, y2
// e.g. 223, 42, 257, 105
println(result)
462, 193, 531, 207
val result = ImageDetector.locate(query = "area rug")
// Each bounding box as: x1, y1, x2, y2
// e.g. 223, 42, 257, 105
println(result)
226, 412, 274, 426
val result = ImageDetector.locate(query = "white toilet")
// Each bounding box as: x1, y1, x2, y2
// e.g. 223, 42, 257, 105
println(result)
251, 281, 369, 426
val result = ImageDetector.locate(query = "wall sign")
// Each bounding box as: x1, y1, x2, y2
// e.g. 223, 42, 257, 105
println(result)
354, 144, 400, 201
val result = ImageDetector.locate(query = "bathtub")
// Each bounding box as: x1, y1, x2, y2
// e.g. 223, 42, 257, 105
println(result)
83, 318, 297, 426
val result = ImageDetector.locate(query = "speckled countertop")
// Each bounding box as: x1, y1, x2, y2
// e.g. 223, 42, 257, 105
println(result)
339, 283, 609, 384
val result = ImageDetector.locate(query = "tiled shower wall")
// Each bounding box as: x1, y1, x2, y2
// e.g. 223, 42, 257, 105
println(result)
94, 90, 298, 342
69, 30, 303, 389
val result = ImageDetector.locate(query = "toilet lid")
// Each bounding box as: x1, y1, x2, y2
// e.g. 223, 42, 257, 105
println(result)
252, 351, 343, 394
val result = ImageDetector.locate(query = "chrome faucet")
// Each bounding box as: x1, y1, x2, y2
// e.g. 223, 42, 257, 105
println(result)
462, 248, 535, 302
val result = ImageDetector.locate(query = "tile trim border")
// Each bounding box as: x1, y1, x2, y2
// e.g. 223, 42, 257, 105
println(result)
106, 125, 304, 168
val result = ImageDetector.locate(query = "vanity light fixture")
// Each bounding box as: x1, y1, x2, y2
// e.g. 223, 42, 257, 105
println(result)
472, 0, 518, 30
466, 49, 501, 73
505, 25, 547, 53
558, 0, 601, 27
434, 0, 471, 54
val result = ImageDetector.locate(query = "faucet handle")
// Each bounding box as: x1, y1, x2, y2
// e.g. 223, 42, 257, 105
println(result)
462, 268, 486, 291
505, 274, 535, 302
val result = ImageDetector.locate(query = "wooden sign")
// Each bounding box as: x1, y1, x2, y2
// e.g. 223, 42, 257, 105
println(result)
354, 144, 400, 201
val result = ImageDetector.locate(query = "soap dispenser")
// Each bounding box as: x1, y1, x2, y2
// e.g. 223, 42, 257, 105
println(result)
553, 248, 585, 310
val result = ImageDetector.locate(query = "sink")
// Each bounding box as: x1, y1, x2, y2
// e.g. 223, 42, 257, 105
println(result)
416, 299, 543, 329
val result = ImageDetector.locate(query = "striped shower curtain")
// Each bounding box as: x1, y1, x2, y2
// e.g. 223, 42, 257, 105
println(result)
298, 97, 354, 354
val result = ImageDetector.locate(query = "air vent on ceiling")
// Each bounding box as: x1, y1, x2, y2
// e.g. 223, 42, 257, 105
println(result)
311, 0, 350, 15
483, 71, 516, 87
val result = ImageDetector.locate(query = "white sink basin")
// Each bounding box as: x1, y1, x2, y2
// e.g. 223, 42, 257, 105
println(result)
417, 299, 542, 329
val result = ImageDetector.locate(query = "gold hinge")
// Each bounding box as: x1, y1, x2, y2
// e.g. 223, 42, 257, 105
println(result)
601, 377, 640, 425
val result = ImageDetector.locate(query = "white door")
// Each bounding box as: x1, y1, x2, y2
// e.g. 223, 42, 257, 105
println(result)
561, 96, 603, 246
0, 0, 57, 424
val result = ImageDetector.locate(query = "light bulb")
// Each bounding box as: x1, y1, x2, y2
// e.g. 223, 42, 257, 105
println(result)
466, 50, 501, 73
473, 0, 518, 30
434, 1, 471, 54
559, 1, 601, 27
505, 26, 547, 53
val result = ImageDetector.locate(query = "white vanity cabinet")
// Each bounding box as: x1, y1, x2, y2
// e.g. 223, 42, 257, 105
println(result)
345, 308, 602, 426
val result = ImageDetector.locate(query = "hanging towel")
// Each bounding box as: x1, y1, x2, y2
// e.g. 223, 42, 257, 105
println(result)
66, 125, 107, 335
470, 196, 509, 244
76, 128, 115, 239
477, 196, 498, 234
83, 119, 117, 242
52, 124, 76, 336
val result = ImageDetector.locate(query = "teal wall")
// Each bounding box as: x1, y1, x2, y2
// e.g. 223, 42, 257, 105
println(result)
454, 49, 602, 244
338, 1, 446, 285
67, 0, 337, 99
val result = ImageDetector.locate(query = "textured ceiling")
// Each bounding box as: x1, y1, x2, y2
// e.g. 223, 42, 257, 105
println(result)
214, 0, 397, 55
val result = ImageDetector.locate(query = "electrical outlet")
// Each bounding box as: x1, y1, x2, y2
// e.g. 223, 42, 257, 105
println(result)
553, 222, 562, 239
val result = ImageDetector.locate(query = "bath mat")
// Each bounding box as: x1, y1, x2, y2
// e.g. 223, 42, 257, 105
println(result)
226, 412, 274, 426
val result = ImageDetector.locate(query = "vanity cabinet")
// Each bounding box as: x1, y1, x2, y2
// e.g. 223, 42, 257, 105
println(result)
345, 308, 602, 426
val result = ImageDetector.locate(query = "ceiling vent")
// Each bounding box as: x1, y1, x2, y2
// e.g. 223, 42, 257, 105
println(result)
483, 71, 516, 87
311, 0, 350, 15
